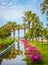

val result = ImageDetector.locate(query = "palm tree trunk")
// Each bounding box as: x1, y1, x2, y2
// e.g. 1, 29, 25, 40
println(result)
32, 22, 34, 28
13, 30, 15, 39
28, 22, 30, 30
41, 36, 43, 48
28, 22, 30, 41
47, 39, 48, 44
38, 37, 39, 42
24, 28, 26, 35
17, 42, 20, 54
32, 37, 34, 41
18, 29, 20, 38
36, 37, 38, 45
10, 31, 12, 37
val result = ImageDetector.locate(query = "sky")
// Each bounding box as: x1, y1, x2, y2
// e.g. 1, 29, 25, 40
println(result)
0, 0, 47, 28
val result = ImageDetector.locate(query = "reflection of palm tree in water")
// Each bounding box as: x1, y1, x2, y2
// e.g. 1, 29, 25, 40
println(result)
17, 42, 20, 55
17, 41, 23, 56
0, 59, 2, 65
0, 42, 23, 65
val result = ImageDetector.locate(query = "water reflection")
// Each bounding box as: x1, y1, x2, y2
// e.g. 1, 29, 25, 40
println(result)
0, 59, 2, 65
0, 41, 26, 65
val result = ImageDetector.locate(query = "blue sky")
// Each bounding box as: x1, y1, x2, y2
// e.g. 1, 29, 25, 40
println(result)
0, 0, 47, 27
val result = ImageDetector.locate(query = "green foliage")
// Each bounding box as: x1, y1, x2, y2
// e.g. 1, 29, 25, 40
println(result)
43, 28, 48, 40
40, 0, 48, 14
0, 38, 14, 52
24, 30, 31, 39
23, 11, 32, 22
0, 27, 11, 39
3, 38, 14, 47
24, 22, 43, 40
23, 56, 32, 65
0, 21, 17, 39
40, 0, 48, 25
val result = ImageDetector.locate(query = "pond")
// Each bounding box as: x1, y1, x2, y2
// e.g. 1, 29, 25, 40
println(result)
0, 41, 27, 65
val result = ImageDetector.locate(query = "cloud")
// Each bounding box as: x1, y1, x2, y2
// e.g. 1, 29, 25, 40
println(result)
0, 0, 33, 6
0, 8, 23, 21
0, 0, 46, 27
0, 0, 41, 20
0, 0, 18, 6
0, 0, 39, 22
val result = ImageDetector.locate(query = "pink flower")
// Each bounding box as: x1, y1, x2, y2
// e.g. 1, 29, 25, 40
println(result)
33, 55, 39, 59
26, 46, 37, 52
21, 39, 43, 63
21, 39, 28, 45
21, 39, 27, 42
29, 54, 33, 58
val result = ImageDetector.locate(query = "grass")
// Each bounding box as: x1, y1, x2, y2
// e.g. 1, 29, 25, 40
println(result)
30, 41, 48, 65
0, 38, 14, 52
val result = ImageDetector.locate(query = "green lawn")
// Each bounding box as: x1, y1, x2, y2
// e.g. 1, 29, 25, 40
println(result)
31, 41, 48, 65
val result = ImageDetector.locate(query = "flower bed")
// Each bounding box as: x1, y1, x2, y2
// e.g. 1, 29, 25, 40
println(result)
21, 39, 43, 64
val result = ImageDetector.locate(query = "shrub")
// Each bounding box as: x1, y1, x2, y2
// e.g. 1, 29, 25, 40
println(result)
0, 38, 14, 52
21, 39, 43, 64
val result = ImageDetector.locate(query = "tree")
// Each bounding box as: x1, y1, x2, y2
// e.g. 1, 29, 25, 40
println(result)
40, 0, 48, 14
7, 21, 17, 39
0, 26, 11, 39
46, 23, 48, 30
22, 23, 28, 35
40, 22, 44, 48
31, 15, 40, 42
31, 13, 36, 28
17, 24, 22, 38
40, 0, 48, 25
43, 28, 48, 44
22, 11, 32, 30
22, 11, 32, 40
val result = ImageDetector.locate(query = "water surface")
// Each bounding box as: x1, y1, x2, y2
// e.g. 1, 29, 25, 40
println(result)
0, 41, 26, 65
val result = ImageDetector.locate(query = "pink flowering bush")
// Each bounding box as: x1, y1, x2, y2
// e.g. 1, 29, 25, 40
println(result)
21, 39, 43, 64
21, 39, 28, 46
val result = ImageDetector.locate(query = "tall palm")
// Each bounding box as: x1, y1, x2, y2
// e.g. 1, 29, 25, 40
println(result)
22, 23, 28, 35
40, 22, 44, 48
40, 0, 48, 13
31, 13, 36, 28
31, 15, 39, 41
22, 11, 32, 30
40, 0, 48, 22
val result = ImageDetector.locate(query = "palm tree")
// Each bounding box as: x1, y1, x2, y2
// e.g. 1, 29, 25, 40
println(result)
40, 0, 48, 14
31, 15, 40, 41
7, 21, 17, 39
43, 25, 48, 44
22, 23, 28, 35
46, 23, 48, 30
31, 13, 36, 28
22, 11, 32, 30
0, 26, 11, 39
40, 0, 48, 24
17, 24, 21, 38
41, 22, 44, 48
